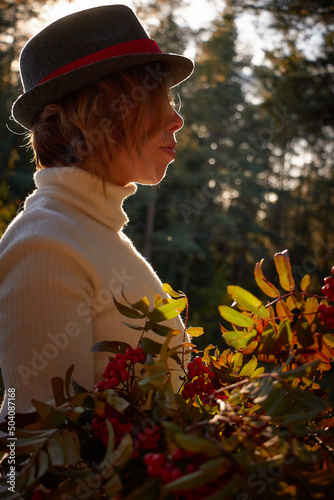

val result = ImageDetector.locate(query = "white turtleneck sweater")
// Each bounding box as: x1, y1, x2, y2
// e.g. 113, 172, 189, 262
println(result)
0, 167, 185, 419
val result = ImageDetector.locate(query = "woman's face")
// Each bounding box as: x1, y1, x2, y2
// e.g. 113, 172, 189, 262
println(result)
109, 106, 184, 186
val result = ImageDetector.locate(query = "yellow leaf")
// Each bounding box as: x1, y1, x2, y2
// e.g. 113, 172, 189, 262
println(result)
304, 296, 318, 325
254, 259, 280, 298
300, 274, 310, 291
186, 327, 204, 337
274, 250, 295, 292
163, 283, 184, 298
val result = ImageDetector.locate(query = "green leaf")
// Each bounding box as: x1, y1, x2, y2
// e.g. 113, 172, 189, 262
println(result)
148, 297, 187, 322
231, 352, 243, 372
274, 249, 295, 292
227, 286, 269, 319
281, 408, 326, 428
123, 478, 159, 500
280, 360, 320, 381
37, 449, 49, 479
62, 431, 81, 466
163, 469, 212, 492
111, 433, 133, 467
90, 340, 131, 353
258, 328, 276, 355
103, 389, 129, 413
113, 296, 145, 318
219, 305, 255, 327
324, 334, 334, 347
223, 329, 257, 351
173, 433, 221, 457
276, 319, 293, 348
40, 409, 67, 429
103, 473, 123, 497
100, 419, 114, 468
204, 475, 241, 500
140, 337, 163, 355
254, 259, 281, 298
47, 435, 65, 466
31, 400, 54, 417
239, 355, 258, 377
146, 321, 181, 337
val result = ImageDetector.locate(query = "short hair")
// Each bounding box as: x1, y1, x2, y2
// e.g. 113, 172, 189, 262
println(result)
28, 62, 175, 180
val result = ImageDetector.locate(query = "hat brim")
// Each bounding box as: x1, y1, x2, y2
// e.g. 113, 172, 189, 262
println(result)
12, 53, 194, 130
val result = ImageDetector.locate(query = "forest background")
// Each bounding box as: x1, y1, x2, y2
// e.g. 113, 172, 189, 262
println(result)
0, 0, 333, 350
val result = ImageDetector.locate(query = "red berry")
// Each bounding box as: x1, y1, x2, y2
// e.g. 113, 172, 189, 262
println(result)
193, 356, 202, 365
171, 447, 185, 462
150, 453, 166, 468
186, 463, 197, 474
147, 465, 160, 477
110, 377, 120, 387
318, 303, 328, 313
143, 452, 154, 465
326, 315, 334, 329
170, 468, 183, 481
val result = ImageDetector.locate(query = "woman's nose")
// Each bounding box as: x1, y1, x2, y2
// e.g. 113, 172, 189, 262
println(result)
169, 108, 184, 132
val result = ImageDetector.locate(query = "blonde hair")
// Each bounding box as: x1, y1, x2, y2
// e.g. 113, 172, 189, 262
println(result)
29, 63, 175, 180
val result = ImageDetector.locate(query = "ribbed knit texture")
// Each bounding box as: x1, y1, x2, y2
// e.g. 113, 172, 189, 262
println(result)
0, 167, 185, 419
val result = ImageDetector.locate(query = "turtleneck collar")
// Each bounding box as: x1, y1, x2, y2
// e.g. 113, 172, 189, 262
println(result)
30, 166, 137, 233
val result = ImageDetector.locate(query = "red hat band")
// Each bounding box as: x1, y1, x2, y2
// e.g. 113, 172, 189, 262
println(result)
38, 38, 162, 85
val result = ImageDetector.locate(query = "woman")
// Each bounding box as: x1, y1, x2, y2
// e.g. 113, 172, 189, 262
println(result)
0, 4, 194, 419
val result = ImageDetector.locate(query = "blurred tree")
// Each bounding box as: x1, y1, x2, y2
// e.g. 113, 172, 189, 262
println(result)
0, 0, 62, 233
233, 0, 334, 279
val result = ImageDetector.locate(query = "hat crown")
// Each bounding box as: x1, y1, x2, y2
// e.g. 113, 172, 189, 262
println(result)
12, 4, 194, 129
20, 5, 148, 92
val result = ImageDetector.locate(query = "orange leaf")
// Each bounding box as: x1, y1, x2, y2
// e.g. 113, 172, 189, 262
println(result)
254, 259, 280, 298
276, 299, 294, 322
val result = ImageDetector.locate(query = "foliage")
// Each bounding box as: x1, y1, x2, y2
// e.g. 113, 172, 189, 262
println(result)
1, 250, 334, 499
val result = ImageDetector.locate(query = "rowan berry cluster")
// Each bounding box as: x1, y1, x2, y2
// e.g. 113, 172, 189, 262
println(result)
182, 356, 216, 403
91, 403, 161, 458
318, 267, 334, 330
91, 405, 133, 447
144, 448, 225, 498
95, 346, 146, 391
318, 303, 334, 329
321, 267, 334, 301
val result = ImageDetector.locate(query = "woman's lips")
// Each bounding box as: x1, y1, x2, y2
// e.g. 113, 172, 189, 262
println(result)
160, 142, 176, 158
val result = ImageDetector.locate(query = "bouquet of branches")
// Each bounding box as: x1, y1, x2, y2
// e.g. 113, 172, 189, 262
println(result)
0, 250, 334, 499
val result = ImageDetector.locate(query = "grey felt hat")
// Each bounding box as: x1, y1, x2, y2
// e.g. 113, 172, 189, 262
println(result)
12, 4, 194, 130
